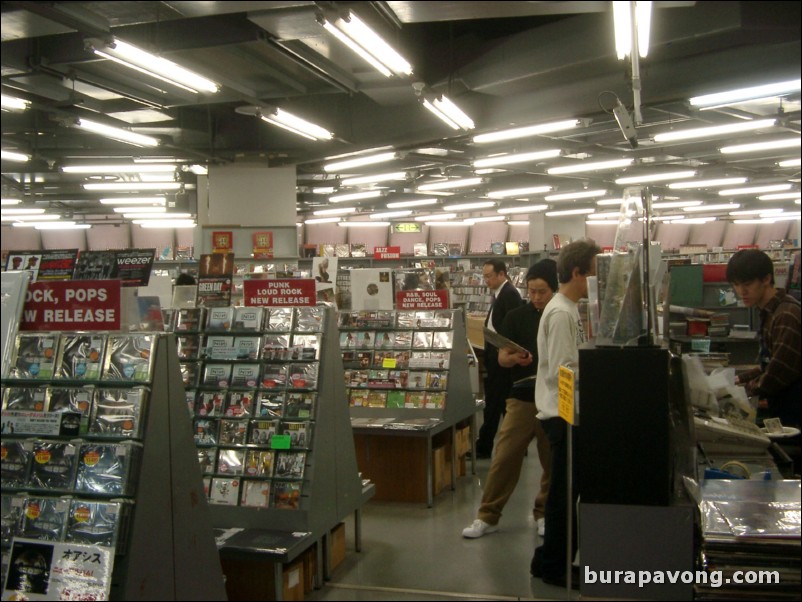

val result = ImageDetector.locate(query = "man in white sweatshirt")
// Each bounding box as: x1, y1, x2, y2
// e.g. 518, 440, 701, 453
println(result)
530, 239, 600, 589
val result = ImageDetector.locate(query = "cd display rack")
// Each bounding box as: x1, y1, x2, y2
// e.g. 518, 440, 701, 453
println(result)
1, 331, 225, 600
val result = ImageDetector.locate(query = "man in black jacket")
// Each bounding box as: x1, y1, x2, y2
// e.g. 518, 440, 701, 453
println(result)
475, 259, 523, 458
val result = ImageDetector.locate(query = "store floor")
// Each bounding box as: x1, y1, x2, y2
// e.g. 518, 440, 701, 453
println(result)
308, 439, 578, 601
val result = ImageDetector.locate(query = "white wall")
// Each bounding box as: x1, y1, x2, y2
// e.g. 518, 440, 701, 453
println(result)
0, 226, 41, 251
469, 222, 508, 253
41, 230, 87, 251
206, 164, 296, 226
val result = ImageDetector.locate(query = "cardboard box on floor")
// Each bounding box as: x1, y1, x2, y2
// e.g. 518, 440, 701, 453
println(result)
221, 556, 304, 601
330, 523, 346, 573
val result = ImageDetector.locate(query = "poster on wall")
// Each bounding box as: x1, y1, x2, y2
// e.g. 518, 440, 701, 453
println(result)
5, 249, 78, 282
212, 231, 233, 254
72, 249, 155, 287
197, 252, 234, 307
351, 269, 394, 310
312, 256, 337, 306
252, 231, 274, 259
2, 538, 114, 601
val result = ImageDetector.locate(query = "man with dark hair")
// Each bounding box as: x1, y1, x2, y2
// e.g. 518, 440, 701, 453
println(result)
463, 259, 557, 539
476, 259, 523, 458
727, 249, 801, 430
531, 239, 600, 588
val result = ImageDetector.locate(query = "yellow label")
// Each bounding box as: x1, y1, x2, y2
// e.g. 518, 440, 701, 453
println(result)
557, 365, 576, 425
382, 357, 397, 369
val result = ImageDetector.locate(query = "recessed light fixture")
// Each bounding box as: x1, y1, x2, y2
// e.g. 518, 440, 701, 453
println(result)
472, 119, 581, 144
545, 190, 608, 201
324, 152, 396, 172
473, 149, 561, 169
718, 183, 792, 196
497, 204, 548, 214
328, 190, 384, 203
414, 213, 457, 222
417, 178, 483, 192
443, 201, 495, 211
386, 199, 438, 209
668, 177, 748, 189
547, 158, 633, 175
720, 138, 800, 154
615, 170, 696, 185
487, 186, 552, 199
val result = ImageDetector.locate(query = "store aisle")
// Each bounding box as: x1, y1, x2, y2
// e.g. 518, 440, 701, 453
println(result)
308, 441, 579, 601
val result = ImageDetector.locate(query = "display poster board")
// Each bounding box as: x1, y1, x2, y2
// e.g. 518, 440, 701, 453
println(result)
72, 249, 155, 287
251, 231, 274, 259
212, 231, 233, 254
243, 279, 316, 306
312, 256, 337, 305
2, 539, 114, 601
1, 271, 31, 377
351, 269, 394, 310
19, 280, 122, 331
395, 289, 449, 310
5, 249, 79, 282
196, 253, 234, 308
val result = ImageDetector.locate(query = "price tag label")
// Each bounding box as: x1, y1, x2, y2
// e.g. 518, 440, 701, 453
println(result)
382, 358, 397, 369
557, 365, 577, 425
270, 434, 292, 450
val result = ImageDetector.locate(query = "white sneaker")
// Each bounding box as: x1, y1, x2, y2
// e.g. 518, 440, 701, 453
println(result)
537, 518, 545, 537
462, 519, 498, 539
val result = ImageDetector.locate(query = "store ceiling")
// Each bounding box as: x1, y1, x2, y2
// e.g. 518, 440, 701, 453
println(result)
1, 1, 800, 226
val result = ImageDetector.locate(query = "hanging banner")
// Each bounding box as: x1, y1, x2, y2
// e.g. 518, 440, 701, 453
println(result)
20, 280, 121, 331
5, 249, 79, 282
395, 289, 449, 310
197, 253, 234, 308
212, 231, 233, 254
244, 279, 316, 306
72, 249, 155, 287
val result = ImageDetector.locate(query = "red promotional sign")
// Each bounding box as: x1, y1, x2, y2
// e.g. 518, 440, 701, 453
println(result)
244, 279, 316, 306
395, 289, 449, 310
373, 246, 401, 260
20, 280, 122, 331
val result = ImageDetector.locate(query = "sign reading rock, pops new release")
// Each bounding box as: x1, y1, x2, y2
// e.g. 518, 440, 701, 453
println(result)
244, 279, 316, 306
20, 280, 122, 331
395, 289, 449, 310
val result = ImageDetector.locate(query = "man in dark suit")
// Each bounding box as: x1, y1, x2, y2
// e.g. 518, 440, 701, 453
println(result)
476, 259, 523, 458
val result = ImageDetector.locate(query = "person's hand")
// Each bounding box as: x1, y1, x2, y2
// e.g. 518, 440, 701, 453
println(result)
515, 351, 533, 366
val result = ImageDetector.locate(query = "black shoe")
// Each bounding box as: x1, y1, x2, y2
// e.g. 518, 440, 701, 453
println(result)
541, 566, 580, 590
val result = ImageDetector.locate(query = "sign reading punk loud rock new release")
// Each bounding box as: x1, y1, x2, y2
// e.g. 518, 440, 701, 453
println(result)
395, 289, 449, 310
20, 280, 122, 331
244, 279, 316, 306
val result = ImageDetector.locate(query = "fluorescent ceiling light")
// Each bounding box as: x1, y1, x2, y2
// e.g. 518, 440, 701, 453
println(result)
1, 199, 22, 206
1, 208, 45, 215
62, 164, 177, 174
338, 221, 391, 227
319, 10, 412, 77
261, 109, 333, 141
652, 200, 702, 209
779, 158, 801, 167
596, 198, 626, 206
720, 138, 800, 154
2, 150, 30, 162
689, 79, 801, 109
422, 96, 475, 131
473, 119, 581, 144
89, 38, 219, 94
545, 190, 608, 201
1, 94, 30, 111
586, 220, 622, 226
417, 178, 483, 192
370, 210, 412, 219
473, 149, 561, 168
113, 206, 166, 214
545, 208, 596, 217
465, 216, 506, 223
187, 164, 207, 175
325, 152, 396, 172
76, 118, 159, 147
2, 214, 61, 223
730, 208, 784, 216
758, 192, 801, 201
719, 183, 792, 196
651, 215, 685, 222
668, 177, 748, 189
99, 197, 166, 205
497, 204, 548, 214
83, 182, 181, 191
125, 212, 191, 220
34, 222, 91, 230
683, 217, 717, 224
138, 220, 196, 228
615, 170, 697, 185
386, 198, 438, 209
588, 211, 624, 219
653, 119, 777, 143
487, 186, 552, 199
614, 1, 651, 59
305, 217, 341, 224
424, 221, 468, 227
733, 219, 773, 224
312, 187, 337, 194
313, 207, 356, 216
508, 221, 530, 226
548, 158, 634, 175
443, 201, 495, 211
683, 203, 740, 212
329, 190, 384, 203
340, 172, 407, 186
414, 213, 456, 222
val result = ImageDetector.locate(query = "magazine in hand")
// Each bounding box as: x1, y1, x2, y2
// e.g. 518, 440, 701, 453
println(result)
482, 327, 529, 355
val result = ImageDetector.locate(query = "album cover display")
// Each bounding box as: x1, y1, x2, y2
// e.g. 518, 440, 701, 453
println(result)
234, 336, 261, 360
27, 440, 78, 490
74, 442, 137, 496
12, 334, 59, 380
197, 448, 216, 474
203, 335, 235, 360
194, 418, 219, 446
3, 387, 48, 411
230, 363, 261, 388
89, 387, 147, 438
216, 448, 245, 475
274, 451, 306, 479
57, 334, 106, 380
289, 334, 321, 360
249, 420, 279, 446
272, 481, 302, 509
173, 308, 205, 332
261, 364, 288, 389
102, 334, 155, 382
261, 334, 291, 360
19, 496, 70, 541
203, 363, 232, 387
1, 441, 32, 488
288, 363, 318, 389
282, 422, 311, 448
244, 450, 275, 477
218, 419, 248, 446
196, 391, 226, 417
209, 477, 240, 505
240, 479, 271, 508
180, 362, 200, 387
266, 308, 293, 331
294, 307, 324, 332
225, 391, 254, 417
64, 500, 124, 547
283, 392, 315, 419
256, 392, 284, 418
233, 307, 265, 331
206, 307, 235, 331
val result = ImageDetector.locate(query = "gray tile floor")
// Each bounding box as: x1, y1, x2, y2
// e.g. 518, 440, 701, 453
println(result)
308, 443, 579, 601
